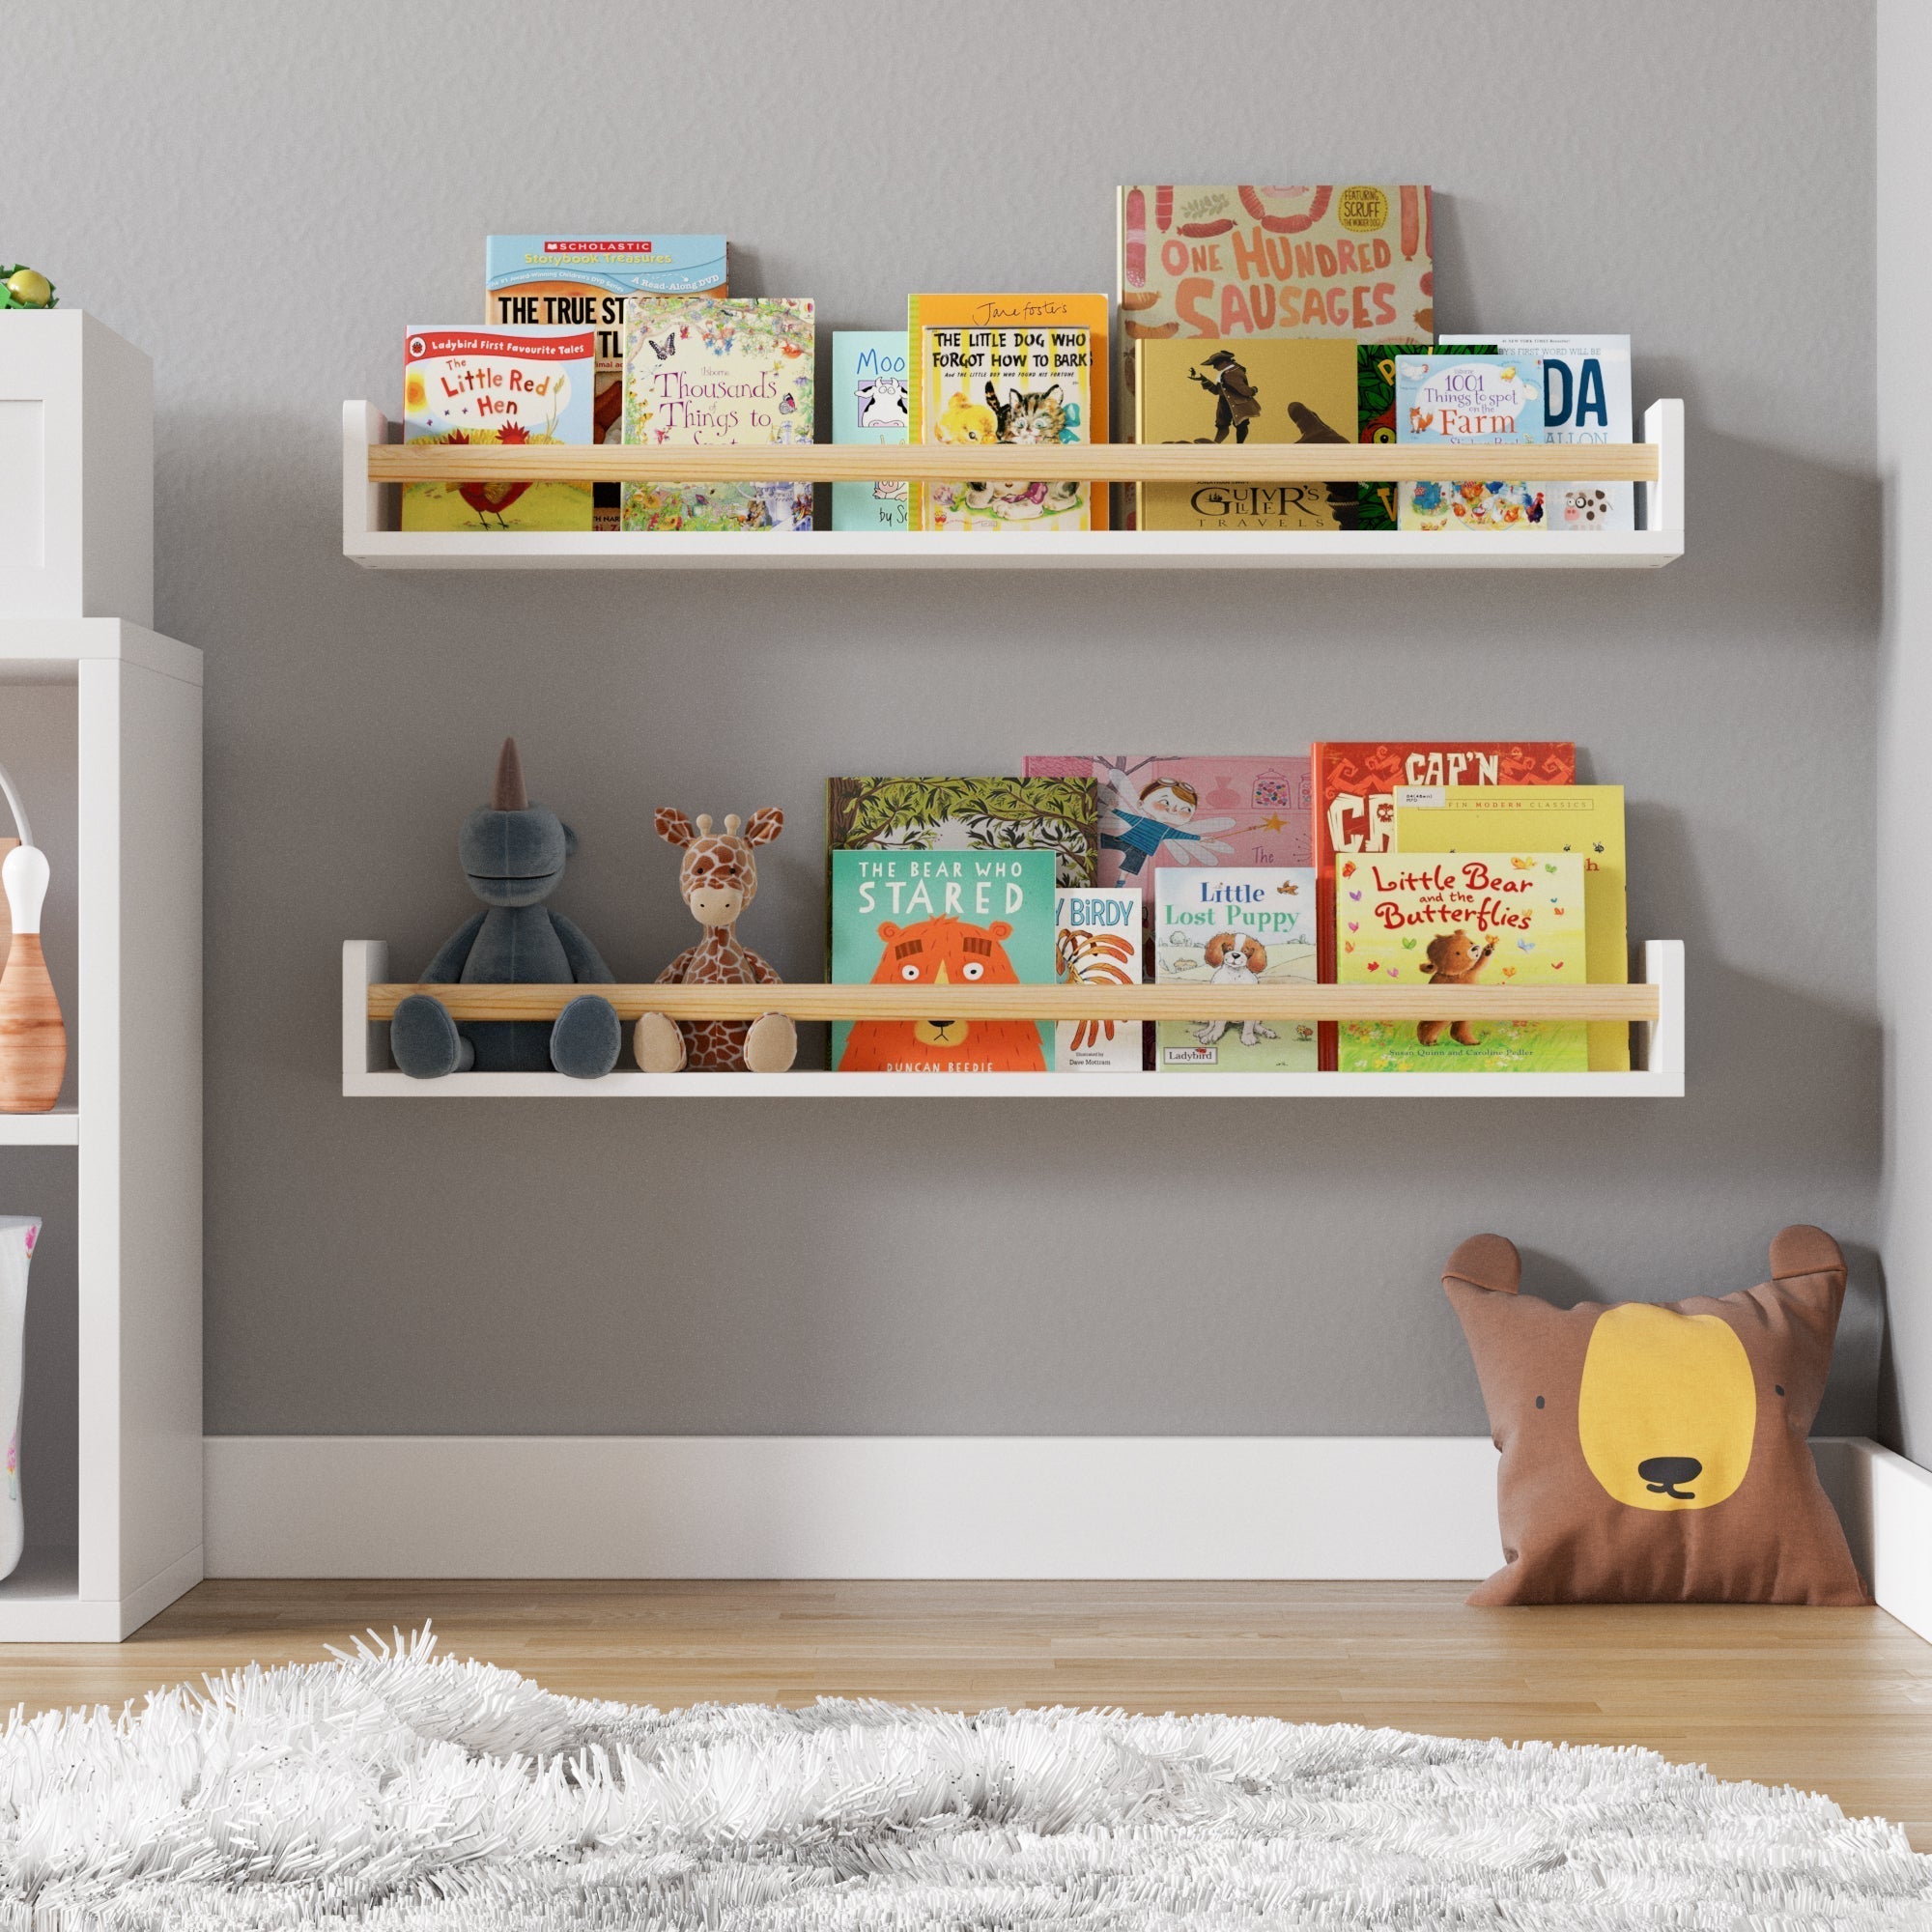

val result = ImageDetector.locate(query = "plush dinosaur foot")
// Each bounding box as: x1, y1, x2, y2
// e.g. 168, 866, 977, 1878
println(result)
634, 1010, 687, 1074
390, 994, 471, 1079
744, 1011, 798, 1074
550, 994, 621, 1079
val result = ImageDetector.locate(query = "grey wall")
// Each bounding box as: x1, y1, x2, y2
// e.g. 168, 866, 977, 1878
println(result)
3, 0, 1884, 1440
1877, 1, 1926, 1458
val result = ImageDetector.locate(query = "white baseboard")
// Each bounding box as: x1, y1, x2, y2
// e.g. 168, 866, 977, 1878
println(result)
205, 1435, 1507, 1580
203, 1436, 1899, 1598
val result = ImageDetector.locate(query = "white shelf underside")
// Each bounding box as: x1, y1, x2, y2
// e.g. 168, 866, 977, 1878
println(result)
0, 1106, 78, 1144
344, 529, 1684, 571
346, 1068, 1681, 1098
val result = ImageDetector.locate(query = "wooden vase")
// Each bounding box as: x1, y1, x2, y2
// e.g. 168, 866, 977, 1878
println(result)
0, 846, 66, 1114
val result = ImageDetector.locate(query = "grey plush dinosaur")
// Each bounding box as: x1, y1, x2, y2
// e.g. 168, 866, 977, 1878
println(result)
389, 739, 622, 1079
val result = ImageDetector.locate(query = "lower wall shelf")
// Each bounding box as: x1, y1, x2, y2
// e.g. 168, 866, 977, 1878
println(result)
343, 940, 1685, 1097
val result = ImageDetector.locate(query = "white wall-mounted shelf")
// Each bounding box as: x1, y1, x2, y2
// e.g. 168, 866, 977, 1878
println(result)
343, 939, 1683, 1098
0, 618, 202, 1640
0, 1106, 78, 1145
342, 400, 1685, 572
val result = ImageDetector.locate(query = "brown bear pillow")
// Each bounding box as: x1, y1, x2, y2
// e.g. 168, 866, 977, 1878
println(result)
1443, 1226, 1866, 1606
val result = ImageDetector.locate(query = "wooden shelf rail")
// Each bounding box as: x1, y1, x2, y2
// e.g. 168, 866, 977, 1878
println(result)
368, 442, 1662, 487
366, 981, 1662, 1026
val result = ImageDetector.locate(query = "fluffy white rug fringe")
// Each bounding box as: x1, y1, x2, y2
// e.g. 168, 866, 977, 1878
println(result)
0, 1625, 1925, 1929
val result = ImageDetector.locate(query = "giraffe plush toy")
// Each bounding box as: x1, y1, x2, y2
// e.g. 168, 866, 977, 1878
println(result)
635, 807, 798, 1074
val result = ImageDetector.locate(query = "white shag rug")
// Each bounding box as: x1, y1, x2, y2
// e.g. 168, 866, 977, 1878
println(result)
0, 1629, 1927, 1930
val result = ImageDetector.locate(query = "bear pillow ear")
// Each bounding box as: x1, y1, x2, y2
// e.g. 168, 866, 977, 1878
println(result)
655, 807, 696, 849
1443, 1234, 1521, 1296
1771, 1224, 1845, 1284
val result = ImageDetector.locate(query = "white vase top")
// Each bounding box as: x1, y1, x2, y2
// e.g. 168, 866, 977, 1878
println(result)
1, 846, 49, 937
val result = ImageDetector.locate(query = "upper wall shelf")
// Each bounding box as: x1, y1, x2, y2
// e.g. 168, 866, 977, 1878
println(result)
342, 400, 1685, 572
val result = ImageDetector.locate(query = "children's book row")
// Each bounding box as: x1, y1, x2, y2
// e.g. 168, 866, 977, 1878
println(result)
822, 744, 1625, 1075
396, 209, 1633, 536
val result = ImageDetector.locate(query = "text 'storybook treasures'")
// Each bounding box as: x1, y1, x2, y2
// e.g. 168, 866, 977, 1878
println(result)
1441, 334, 1634, 532
1356, 342, 1495, 533
906, 294, 1109, 531
485, 237, 727, 528
1396, 784, 1628, 1071
1336, 852, 1588, 1073
826, 777, 1100, 890
401, 327, 594, 533
1312, 742, 1576, 1070
831, 848, 1057, 1073
831, 331, 908, 532
1054, 886, 1144, 1070
1394, 355, 1546, 531
1155, 867, 1318, 1072
1134, 338, 1357, 531
1024, 756, 1312, 904
620, 298, 813, 532
1117, 185, 1432, 522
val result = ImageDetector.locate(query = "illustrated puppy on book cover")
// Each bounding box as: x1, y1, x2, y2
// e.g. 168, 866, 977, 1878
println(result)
1193, 930, 1276, 1051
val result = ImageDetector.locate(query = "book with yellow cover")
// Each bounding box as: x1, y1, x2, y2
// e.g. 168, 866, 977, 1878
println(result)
906, 294, 1109, 530
1135, 337, 1357, 530
1336, 852, 1589, 1074
1394, 785, 1628, 1070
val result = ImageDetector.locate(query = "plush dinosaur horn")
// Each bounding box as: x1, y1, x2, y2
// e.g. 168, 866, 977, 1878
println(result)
492, 737, 527, 811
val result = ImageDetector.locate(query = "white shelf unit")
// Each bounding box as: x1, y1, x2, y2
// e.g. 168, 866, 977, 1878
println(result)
344, 938, 1683, 1099
0, 619, 202, 1641
341, 399, 1685, 571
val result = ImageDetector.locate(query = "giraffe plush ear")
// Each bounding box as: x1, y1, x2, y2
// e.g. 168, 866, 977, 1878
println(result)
743, 807, 783, 847
655, 808, 696, 849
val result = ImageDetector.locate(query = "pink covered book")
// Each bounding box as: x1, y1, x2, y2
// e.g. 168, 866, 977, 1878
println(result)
1024, 755, 1313, 905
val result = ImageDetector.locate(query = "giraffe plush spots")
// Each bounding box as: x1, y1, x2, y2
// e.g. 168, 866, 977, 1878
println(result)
635, 807, 798, 1074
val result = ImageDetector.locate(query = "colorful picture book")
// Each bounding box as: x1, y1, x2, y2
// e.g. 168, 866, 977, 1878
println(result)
1395, 783, 1628, 1070
1024, 755, 1312, 903
831, 331, 908, 532
1155, 867, 1318, 1071
620, 298, 813, 531
831, 848, 1057, 1072
401, 327, 594, 533
1134, 338, 1357, 531
485, 236, 728, 529
1312, 742, 1577, 1071
826, 776, 1099, 889
1394, 354, 1546, 531
906, 294, 1109, 531
1336, 851, 1588, 1073
1442, 333, 1634, 533
1356, 342, 1495, 533
1055, 886, 1144, 1070
1118, 185, 1433, 522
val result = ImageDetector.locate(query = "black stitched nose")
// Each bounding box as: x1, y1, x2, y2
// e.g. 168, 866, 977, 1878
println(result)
1638, 1456, 1702, 1497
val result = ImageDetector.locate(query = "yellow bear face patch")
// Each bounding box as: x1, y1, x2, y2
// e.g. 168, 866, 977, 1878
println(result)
1577, 1304, 1756, 1512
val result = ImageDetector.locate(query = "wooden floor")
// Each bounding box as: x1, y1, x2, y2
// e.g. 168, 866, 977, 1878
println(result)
3, 1579, 1929, 1846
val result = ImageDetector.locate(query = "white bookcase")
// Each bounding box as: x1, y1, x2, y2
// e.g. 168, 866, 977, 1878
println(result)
0, 314, 202, 1640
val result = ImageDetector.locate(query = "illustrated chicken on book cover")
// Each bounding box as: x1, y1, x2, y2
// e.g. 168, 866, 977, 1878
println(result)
620, 297, 813, 532
831, 849, 1057, 1073
1312, 743, 1576, 1071
1055, 885, 1144, 1070
1336, 852, 1588, 1073
401, 327, 594, 533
